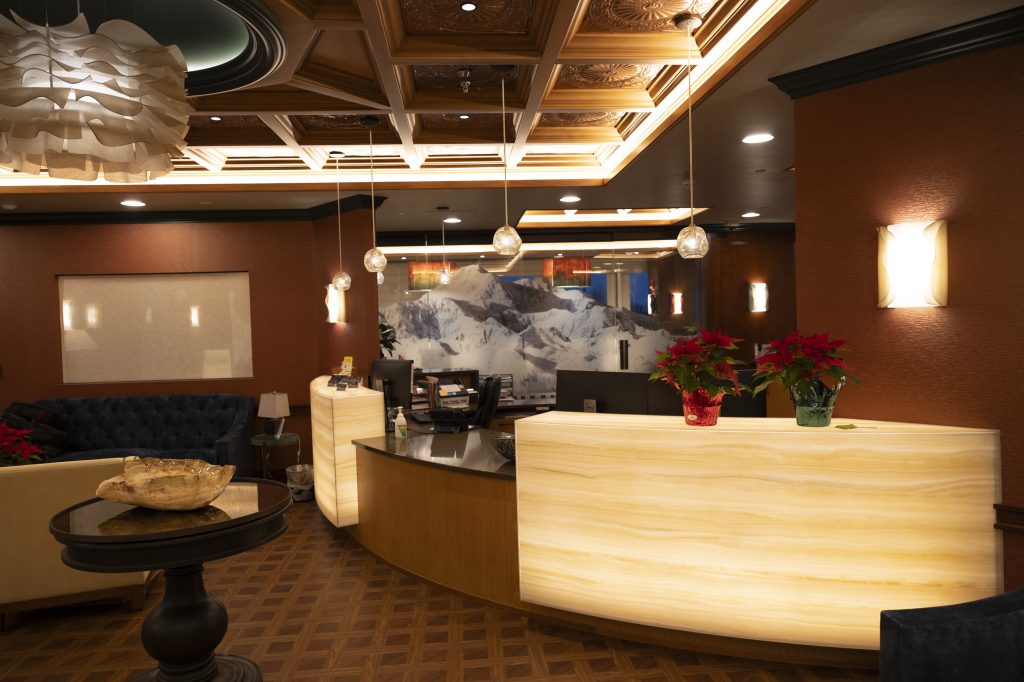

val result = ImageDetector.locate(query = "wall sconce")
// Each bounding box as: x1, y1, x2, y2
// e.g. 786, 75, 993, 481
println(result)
878, 220, 948, 308
748, 282, 769, 312
325, 284, 345, 323
671, 292, 684, 315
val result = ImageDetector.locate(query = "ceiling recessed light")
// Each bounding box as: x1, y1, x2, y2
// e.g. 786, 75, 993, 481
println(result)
459, 114, 470, 120
617, 208, 631, 214
560, 195, 581, 203
742, 133, 774, 144
120, 199, 146, 207
479, 255, 485, 259
443, 217, 461, 224
1, 203, 16, 210
461, 2, 477, 10
209, 116, 222, 122
564, 209, 577, 215
741, 212, 760, 218
401, 256, 407, 260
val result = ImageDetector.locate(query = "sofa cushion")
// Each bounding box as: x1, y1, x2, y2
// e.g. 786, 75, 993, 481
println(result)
47, 448, 217, 464
38, 395, 246, 452
3, 401, 69, 430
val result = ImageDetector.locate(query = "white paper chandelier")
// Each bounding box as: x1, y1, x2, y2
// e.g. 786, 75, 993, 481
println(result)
0, 13, 189, 183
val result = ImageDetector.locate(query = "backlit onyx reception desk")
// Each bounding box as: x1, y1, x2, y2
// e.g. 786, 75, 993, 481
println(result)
515, 413, 1002, 651
309, 377, 384, 527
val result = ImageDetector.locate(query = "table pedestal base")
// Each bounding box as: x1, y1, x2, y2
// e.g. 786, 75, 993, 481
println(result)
140, 565, 262, 682
134, 654, 261, 682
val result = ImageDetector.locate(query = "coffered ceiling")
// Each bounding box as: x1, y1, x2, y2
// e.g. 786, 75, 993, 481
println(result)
0, 0, 808, 192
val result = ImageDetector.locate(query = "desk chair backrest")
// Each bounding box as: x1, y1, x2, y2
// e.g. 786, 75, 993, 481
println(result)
474, 376, 501, 428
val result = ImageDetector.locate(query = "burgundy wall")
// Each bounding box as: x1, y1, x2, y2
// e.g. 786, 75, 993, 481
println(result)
793, 43, 1024, 587
0, 214, 377, 473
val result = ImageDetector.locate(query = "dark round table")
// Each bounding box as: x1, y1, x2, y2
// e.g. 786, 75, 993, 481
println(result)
50, 479, 291, 682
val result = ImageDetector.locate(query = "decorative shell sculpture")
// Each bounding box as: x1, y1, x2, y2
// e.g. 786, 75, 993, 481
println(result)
96, 457, 235, 511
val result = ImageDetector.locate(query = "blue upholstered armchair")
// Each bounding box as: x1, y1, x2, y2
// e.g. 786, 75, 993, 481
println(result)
37, 394, 255, 476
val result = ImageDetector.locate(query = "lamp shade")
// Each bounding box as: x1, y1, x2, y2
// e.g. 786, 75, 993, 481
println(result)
0, 13, 189, 182
258, 392, 290, 419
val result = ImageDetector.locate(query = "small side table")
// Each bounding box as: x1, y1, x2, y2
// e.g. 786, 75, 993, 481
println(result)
49, 479, 291, 681
251, 432, 299, 480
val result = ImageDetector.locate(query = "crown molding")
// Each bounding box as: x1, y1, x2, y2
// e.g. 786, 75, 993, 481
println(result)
770, 7, 1024, 99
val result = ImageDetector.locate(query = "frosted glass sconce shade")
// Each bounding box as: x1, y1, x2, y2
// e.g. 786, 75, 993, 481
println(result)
676, 224, 709, 259
749, 282, 769, 312
671, 292, 684, 315
325, 283, 344, 323
0, 13, 189, 182
878, 220, 948, 308
364, 247, 388, 272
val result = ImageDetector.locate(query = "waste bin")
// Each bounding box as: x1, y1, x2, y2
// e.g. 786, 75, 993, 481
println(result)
285, 463, 314, 502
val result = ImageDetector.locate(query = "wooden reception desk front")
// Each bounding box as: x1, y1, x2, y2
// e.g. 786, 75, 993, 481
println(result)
309, 382, 1001, 665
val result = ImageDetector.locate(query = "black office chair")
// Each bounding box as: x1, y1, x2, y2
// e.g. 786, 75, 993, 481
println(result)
473, 376, 501, 429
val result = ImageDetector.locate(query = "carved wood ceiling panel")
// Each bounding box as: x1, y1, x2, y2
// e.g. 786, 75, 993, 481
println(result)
582, 0, 718, 33
555, 64, 662, 90
539, 112, 624, 128
400, 0, 535, 34
412, 65, 512, 92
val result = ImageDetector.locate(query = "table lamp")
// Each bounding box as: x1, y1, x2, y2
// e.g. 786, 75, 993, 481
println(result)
258, 392, 290, 438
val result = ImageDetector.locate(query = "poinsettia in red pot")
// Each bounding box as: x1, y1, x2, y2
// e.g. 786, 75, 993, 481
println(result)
0, 421, 44, 466
649, 329, 744, 426
752, 331, 856, 427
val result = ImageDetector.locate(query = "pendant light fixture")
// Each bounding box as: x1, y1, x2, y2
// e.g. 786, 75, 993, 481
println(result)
0, 11, 189, 182
361, 116, 388, 273
491, 67, 523, 257
439, 218, 452, 285
331, 152, 352, 292
674, 12, 709, 259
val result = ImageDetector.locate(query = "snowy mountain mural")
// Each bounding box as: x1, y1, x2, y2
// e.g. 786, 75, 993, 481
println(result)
380, 265, 676, 394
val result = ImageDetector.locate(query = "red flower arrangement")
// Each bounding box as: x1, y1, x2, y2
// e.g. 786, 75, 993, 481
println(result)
650, 329, 743, 397
752, 331, 854, 395
0, 421, 44, 466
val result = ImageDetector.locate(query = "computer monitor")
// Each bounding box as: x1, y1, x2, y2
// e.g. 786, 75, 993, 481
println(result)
370, 359, 414, 410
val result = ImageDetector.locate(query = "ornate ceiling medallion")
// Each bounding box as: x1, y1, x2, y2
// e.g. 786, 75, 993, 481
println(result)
584, 0, 718, 33
412, 65, 507, 92
294, 115, 375, 130
401, 0, 533, 34
557, 64, 661, 89
540, 112, 624, 128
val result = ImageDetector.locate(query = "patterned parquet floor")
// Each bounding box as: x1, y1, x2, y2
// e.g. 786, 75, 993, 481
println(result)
0, 501, 880, 681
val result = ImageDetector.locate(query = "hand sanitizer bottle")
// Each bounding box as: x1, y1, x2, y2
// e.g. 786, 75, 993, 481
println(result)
394, 406, 408, 438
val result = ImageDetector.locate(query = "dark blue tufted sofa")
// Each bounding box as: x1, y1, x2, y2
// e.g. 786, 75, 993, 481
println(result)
36, 394, 254, 476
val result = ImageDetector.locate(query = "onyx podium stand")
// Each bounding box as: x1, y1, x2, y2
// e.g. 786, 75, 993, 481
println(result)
50, 479, 291, 681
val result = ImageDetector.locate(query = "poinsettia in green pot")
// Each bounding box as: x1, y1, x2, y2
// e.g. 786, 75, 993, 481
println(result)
752, 331, 856, 427
649, 329, 744, 426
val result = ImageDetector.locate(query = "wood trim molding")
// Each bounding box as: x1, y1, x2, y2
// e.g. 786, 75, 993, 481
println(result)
770, 7, 1024, 99
995, 504, 1024, 534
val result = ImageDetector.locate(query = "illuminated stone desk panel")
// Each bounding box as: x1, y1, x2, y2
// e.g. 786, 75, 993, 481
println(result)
309, 377, 384, 527
515, 412, 1001, 650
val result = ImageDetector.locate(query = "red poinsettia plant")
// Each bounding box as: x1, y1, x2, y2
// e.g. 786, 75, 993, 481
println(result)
649, 328, 744, 399
751, 331, 855, 396
0, 421, 44, 466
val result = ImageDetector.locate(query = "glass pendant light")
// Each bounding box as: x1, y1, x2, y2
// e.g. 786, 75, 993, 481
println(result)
492, 69, 523, 256
330, 154, 352, 291
438, 218, 452, 285
361, 117, 387, 272
675, 15, 709, 259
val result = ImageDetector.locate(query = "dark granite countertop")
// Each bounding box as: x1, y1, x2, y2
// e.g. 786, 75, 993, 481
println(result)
352, 428, 516, 480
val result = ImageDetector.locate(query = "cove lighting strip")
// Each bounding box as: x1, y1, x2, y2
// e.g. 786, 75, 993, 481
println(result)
517, 208, 704, 227
378, 240, 678, 258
